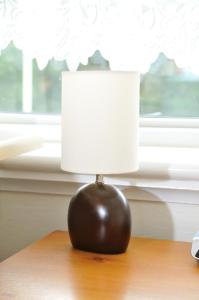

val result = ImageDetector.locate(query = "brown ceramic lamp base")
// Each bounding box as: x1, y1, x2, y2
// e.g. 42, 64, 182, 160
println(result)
68, 176, 131, 254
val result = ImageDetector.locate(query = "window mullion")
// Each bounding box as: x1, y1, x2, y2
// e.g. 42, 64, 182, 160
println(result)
22, 52, 33, 113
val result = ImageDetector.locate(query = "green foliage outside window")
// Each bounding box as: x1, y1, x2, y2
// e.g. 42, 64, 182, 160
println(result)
0, 44, 199, 118
0, 43, 22, 112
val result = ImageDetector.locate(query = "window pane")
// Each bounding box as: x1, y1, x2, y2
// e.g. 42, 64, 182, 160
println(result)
32, 50, 109, 114
141, 53, 199, 118
0, 45, 199, 118
32, 59, 67, 114
0, 43, 22, 112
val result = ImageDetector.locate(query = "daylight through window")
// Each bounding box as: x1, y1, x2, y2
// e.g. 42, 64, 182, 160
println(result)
0, 43, 199, 118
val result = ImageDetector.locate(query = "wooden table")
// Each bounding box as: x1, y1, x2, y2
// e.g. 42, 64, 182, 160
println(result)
0, 231, 199, 300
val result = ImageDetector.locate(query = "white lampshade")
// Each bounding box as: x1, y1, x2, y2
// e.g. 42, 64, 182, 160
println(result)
61, 71, 140, 174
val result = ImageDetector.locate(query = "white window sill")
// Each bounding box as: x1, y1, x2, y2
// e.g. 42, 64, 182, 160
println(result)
0, 143, 199, 192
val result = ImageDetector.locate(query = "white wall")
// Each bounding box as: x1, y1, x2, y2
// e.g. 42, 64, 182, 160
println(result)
1, 189, 199, 261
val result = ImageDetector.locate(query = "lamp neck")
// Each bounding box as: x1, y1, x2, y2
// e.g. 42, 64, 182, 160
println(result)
96, 174, 104, 184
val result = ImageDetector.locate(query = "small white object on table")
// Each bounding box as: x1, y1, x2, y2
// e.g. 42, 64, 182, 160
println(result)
0, 130, 43, 161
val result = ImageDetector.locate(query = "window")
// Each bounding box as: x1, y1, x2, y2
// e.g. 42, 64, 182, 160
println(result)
1, 43, 199, 119
0, 43, 109, 115
0, 44, 22, 113
141, 53, 199, 118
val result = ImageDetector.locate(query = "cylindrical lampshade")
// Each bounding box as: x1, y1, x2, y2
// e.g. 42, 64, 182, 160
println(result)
61, 71, 140, 174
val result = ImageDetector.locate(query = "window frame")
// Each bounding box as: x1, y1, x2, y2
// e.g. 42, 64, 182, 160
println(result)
1, 113, 199, 147
1, 45, 199, 140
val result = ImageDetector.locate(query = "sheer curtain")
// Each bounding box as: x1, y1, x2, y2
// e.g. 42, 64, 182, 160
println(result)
1, 0, 199, 72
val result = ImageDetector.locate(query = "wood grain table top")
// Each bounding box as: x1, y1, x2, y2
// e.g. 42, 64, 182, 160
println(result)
0, 231, 199, 300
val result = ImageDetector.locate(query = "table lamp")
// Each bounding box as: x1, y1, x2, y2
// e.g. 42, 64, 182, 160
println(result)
61, 71, 140, 254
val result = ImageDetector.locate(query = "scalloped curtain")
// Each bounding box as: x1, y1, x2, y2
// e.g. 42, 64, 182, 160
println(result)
1, 0, 199, 72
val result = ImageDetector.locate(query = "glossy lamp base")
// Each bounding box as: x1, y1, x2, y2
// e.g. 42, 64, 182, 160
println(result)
68, 182, 131, 254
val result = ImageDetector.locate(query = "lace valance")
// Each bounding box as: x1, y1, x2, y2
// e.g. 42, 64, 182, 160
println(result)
1, 0, 199, 72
